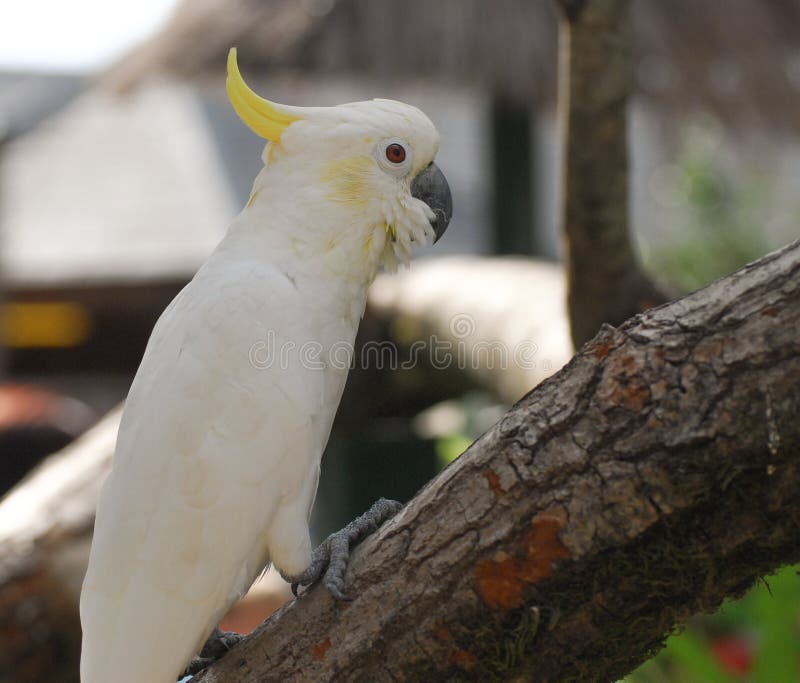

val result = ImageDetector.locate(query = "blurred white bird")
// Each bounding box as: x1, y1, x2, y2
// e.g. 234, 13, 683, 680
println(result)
79, 48, 452, 683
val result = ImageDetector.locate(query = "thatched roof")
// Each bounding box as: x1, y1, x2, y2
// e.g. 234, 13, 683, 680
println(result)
108, 0, 800, 130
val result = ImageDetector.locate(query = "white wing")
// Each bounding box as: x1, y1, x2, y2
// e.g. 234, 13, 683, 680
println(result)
80, 249, 347, 683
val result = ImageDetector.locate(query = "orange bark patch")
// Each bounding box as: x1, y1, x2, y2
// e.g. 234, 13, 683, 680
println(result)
597, 352, 659, 411
614, 353, 639, 374
432, 619, 453, 642
592, 340, 613, 360
311, 638, 332, 661
598, 349, 651, 411
484, 468, 506, 495
649, 346, 666, 369
619, 383, 650, 411
598, 378, 651, 411
693, 339, 723, 363
449, 648, 478, 671
433, 619, 477, 671
474, 509, 570, 610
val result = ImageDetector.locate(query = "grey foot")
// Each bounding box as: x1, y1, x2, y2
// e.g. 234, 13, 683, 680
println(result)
282, 497, 403, 600
182, 627, 243, 677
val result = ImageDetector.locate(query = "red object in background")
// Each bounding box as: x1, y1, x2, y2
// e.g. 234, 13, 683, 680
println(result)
0, 383, 95, 494
218, 574, 292, 635
710, 634, 754, 676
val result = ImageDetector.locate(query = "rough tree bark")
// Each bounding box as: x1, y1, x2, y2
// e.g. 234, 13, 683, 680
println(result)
555, 0, 668, 348
195, 240, 800, 683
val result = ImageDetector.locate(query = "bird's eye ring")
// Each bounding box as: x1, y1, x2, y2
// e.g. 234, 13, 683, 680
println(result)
375, 138, 412, 175
385, 143, 406, 164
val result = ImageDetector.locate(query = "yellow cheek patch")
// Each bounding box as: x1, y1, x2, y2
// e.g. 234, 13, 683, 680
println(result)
226, 48, 300, 141
321, 156, 374, 205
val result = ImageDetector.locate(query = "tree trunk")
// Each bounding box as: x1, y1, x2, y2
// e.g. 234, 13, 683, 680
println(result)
555, 0, 667, 348
195, 239, 800, 683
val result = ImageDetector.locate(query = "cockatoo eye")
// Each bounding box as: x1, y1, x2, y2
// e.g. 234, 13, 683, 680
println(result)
375, 138, 413, 176
385, 143, 406, 164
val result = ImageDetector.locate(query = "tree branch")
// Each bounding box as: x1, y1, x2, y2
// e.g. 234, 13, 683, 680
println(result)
196, 239, 800, 682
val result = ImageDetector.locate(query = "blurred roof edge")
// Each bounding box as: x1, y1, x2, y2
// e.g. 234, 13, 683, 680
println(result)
102, 0, 800, 133
1, 82, 236, 287
0, 71, 86, 143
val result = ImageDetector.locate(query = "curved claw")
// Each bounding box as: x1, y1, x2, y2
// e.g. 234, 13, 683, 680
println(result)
184, 627, 243, 677
186, 655, 214, 676
281, 498, 403, 600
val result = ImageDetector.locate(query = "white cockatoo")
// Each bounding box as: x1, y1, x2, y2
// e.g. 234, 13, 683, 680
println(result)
79, 48, 452, 683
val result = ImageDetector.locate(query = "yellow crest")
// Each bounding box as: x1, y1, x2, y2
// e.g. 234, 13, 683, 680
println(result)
226, 48, 300, 141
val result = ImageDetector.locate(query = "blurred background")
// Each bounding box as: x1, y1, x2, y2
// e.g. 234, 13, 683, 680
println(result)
0, 1, 798, 681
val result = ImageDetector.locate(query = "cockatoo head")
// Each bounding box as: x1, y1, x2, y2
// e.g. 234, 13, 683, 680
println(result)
226, 49, 452, 271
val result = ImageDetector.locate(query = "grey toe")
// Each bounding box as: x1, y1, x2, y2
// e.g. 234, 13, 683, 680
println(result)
283, 498, 402, 600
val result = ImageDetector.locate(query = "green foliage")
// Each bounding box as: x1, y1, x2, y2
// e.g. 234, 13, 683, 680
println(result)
645, 124, 773, 292
625, 564, 800, 682
435, 432, 473, 468
430, 391, 506, 468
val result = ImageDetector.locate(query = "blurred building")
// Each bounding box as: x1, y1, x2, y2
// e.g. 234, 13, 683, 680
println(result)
0, 73, 240, 491
106, 0, 800, 258
0, 77, 235, 413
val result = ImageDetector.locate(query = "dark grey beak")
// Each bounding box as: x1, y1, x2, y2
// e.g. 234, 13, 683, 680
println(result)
410, 162, 452, 243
